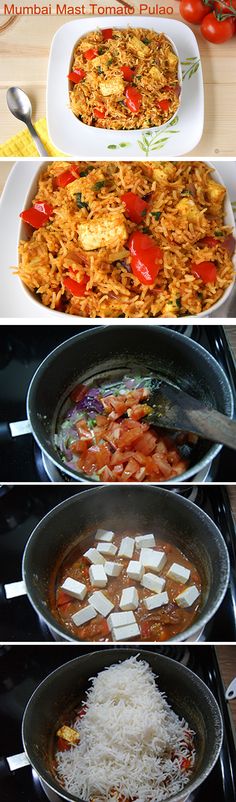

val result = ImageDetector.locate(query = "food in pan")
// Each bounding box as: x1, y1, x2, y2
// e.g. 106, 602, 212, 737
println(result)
54, 657, 195, 801
55, 374, 196, 482
68, 28, 180, 130
50, 524, 201, 642
18, 161, 235, 318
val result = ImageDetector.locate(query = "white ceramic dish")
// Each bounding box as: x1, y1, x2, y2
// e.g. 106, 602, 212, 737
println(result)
0, 160, 235, 321
47, 17, 204, 158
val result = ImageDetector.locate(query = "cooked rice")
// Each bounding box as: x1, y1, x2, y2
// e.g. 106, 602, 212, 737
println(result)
18, 160, 235, 318
55, 656, 195, 802
69, 28, 180, 130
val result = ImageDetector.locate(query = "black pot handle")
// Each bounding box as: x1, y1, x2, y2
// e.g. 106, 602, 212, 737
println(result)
0, 584, 7, 604
0, 757, 11, 778
0, 420, 31, 443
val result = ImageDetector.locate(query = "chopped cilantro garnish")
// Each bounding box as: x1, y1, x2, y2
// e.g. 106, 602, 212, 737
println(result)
142, 38, 150, 44
176, 297, 181, 308
142, 226, 150, 234
76, 193, 89, 211
93, 180, 106, 191
151, 211, 161, 221
97, 66, 103, 75
79, 166, 94, 177
214, 230, 224, 237
98, 47, 105, 55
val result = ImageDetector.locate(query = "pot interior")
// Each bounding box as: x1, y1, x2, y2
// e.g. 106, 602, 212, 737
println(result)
22, 648, 223, 802
23, 486, 229, 642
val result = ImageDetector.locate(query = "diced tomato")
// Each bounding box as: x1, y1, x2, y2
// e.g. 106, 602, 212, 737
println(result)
68, 69, 85, 83
120, 65, 135, 81
93, 107, 106, 119
94, 443, 111, 469
57, 590, 72, 607
57, 738, 71, 752
78, 706, 87, 718
121, 458, 140, 480
53, 168, 80, 189
125, 86, 142, 113
180, 757, 192, 771
100, 465, 113, 482
70, 384, 87, 403
198, 236, 219, 247
76, 420, 93, 440
102, 28, 113, 40
152, 452, 172, 478
135, 431, 157, 455
63, 275, 89, 297
98, 619, 110, 636
191, 261, 217, 284
84, 48, 98, 60
157, 99, 171, 112
128, 403, 151, 421
140, 620, 151, 638
128, 231, 163, 285
20, 205, 52, 228
121, 192, 148, 224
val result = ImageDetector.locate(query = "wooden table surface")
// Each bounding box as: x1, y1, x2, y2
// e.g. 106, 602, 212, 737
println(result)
0, 5, 236, 155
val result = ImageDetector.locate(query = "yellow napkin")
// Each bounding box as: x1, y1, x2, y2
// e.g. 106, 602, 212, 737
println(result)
0, 117, 67, 157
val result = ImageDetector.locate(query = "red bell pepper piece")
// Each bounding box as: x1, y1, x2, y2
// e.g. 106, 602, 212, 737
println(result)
120, 65, 135, 82
125, 86, 142, 113
94, 107, 106, 119
84, 48, 98, 60
128, 231, 163, 285
53, 168, 79, 189
20, 206, 52, 228
121, 192, 148, 224
102, 28, 113, 40
157, 99, 171, 112
33, 201, 53, 216
64, 274, 89, 297
191, 261, 217, 284
198, 236, 219, 247
68, 69, 85, 84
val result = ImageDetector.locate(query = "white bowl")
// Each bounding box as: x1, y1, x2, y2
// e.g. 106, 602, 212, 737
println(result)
18, 161, 236, 321
47, 17, 204, 158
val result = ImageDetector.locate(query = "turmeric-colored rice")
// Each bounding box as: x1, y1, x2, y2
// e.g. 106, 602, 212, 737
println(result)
69, 27, 180, 130
18, 161, 235, 318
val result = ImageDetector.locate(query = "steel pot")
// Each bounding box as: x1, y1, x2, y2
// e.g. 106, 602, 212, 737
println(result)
22, 486, 230, 642
22, 647, 223, 802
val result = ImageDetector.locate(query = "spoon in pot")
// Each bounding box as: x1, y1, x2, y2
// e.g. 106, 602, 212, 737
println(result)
7, 87, 48, 156
145, 380, 236, 450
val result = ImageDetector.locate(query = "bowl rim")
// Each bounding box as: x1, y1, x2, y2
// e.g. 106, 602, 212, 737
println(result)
21, 647, 224, 802
22, 485, 230, 644
18, 160, 236, 321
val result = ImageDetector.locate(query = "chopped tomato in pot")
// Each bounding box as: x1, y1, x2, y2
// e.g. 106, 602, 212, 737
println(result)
57, 738, 71, 752
128, 231, 163, 285
120, 65, 135, 81
63, 274, 89, 297
191, 261, 217, 284
125, 86, 142, 113
121, 192, 148, 224
84, 47, 98, 60
67, 69, 85, 83
102, 28, 113, 40
57, 590, 72, 607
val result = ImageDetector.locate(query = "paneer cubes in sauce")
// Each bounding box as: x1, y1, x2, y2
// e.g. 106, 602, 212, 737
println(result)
51, 529, 201, 642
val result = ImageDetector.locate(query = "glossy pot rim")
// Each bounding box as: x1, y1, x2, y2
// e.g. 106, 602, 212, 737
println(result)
21, 648, 224, 802
22, 485, 230, 644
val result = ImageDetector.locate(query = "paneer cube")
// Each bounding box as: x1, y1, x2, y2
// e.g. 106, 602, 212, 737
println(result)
166, 563, 190, 584
144, 591, 169, 611
84, 548, 105, 565
152, 163, 176, 183
175, 585, 200, 608
120, 586, 139, 611
108, 611, 136, 630
72, 605, 97, 627
57, 726, 80, 745
96, 542, 117, 557
135, 534, 155, 549
61, 577, 87, 601
206, 178, 225, 217
141, 573, 165, 594
112, 622, 140, 641
129, 35, 149, 57
140, 548, 167, 573
104, 561, 122, 577
89, 564, 107, 588
78, 214, 127, 251
118, 537, 135, 559
95, 528, 114, 542
176, 198, 205, 226
99, 76, 124, 96
149, 65, 166, 85
127, 560, 144, 582
167, 49, 178, 71
88, 591, 114, 617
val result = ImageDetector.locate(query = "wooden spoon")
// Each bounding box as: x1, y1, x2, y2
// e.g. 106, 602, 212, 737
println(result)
145, 380, 236, 450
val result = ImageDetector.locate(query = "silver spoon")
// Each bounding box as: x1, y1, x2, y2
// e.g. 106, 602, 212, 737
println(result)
7, 87, 48, 157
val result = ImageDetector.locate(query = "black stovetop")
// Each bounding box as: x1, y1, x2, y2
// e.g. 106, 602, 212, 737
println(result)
0, 484, 235, 642
0, 325, 235, 482
0, 644, 235, 802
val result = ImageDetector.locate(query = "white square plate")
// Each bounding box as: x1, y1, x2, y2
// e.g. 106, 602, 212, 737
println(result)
47, 17, 204, 158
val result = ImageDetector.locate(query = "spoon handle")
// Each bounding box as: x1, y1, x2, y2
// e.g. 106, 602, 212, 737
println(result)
148, 383, 236, 450
26, 120, 48, 156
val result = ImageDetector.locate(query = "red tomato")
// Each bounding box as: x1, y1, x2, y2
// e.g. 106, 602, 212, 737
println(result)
67, 69, 85, 84
84, 47, 98, 60
57, 590, 72, 607
157, 99, 171, 112
93, 107, 106, 119
63, 274, 89, 296
198, 236, 219, 247
191, 261, 217, 283
179, 0, 211, 23
128, 231, 163, 285
214, 0, 236, 13
125, 86, 142, 113
102, 28, 113, 40
120, 65, 135, 81
121, 192, 148, 224
201, 13, 236, 43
